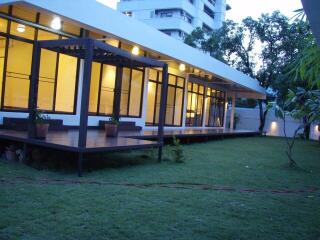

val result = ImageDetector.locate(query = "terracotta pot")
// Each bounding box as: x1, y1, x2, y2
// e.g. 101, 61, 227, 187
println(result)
5, 150, 17, 162
36, 123, 49, 139
105, 123, 118, 137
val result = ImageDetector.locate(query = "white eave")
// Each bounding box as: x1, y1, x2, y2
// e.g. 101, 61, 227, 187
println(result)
0, 0, 266, 97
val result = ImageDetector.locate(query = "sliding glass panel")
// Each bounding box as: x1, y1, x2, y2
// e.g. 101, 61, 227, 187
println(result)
37, 30, 59, 40
146, 81, 156, 124
129, 69, 143, 117
0, 37, 6, 107
186, 82, 204, 127
4, 39, 33, 109
55, 54, 77, 112
120, 68, 130, 115
89, 62, 101, 113
99, 65, 116, 115
165, 86, 175, 125
37, 49, 57, 110
154, 85, 161, 124
174, 88, 184, 126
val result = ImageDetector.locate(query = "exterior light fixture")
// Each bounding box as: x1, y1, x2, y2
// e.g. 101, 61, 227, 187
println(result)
131, 46, 140, 55
51, 17, 62, 30
179, 63, 186, 72
16, 24, 25, 33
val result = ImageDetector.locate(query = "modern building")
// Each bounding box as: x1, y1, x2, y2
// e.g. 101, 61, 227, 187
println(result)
0, 0, 265, 174
117, 0, 227, 40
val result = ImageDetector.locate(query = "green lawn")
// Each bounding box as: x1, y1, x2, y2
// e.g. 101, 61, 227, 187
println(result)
1, 137, 320, 240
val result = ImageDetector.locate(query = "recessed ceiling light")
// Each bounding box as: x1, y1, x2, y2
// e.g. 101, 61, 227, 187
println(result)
179, 63, 186, 72
51, 17, 61, 30
16, 24, 25, 33
131, 46, 140, 56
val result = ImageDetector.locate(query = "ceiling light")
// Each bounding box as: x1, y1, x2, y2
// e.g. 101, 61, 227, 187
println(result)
51, 17, 62, 30
131, 46, 140, 56
179, 63, 186, 72
16, 24, 25, 33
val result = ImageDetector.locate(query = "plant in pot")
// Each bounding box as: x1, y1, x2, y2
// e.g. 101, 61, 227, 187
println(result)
105, 115, 119, 137
34, 110, 50, 139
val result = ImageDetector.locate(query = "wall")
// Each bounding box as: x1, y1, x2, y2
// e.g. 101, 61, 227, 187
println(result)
226, 107, 320, 141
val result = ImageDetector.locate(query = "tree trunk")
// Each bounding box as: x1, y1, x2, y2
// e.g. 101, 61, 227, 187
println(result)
303, 116, 310, 140
258, 100, 268, 134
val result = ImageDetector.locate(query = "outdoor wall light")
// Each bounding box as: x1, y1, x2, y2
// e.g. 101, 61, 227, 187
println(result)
16, 24, 26, 33
131, 46, 140, 55
179, 63, 186, 72
51, 17, 62, 30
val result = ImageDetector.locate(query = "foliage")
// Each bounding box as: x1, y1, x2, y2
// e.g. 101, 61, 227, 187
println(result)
109, 114, 120, 125
275, 87, 320, 166
33, 110, 50, 125
171, 136, 184, 163
184, 11, 311, 133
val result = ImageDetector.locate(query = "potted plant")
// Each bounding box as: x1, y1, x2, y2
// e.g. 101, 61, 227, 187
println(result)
105, 115, 119, 137
5, 145, 18, 162
34, 110, 50, 139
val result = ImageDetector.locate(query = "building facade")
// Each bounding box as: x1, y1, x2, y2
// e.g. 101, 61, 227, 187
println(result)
117, 0, 227, 40
0, 0, 265, 132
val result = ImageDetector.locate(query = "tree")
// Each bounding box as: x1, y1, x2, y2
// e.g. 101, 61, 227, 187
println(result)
184, 11, 310, 134
275, 87, 320, 166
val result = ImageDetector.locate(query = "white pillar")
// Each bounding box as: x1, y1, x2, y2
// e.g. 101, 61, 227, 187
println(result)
223, 92, 228, 130
230, 92, 236, 130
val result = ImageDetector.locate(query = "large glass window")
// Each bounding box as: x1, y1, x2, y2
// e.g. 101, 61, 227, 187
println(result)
120, 67, 144, 117
3, 39, 33, 109
146, 69, 185, 126
186, 82, 205, 127
0, 10, 79, 113
205, 88, 226, 127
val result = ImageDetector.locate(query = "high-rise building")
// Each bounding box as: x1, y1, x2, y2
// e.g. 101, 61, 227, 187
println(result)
117, 0, 227, 40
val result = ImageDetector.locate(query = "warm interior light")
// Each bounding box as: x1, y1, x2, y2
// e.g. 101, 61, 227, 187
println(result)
16, 24, 25, 33
131, 46, 140, 55
271, 121, 277, 129
51, 17, 62, 30
179, 63, 186, 72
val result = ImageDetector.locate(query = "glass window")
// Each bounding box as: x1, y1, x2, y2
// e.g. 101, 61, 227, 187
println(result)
99, 65, 116, 115
0, 18, 8, 33
186, 82, 205, 127
55, 54, 78, 112
205, 88, 226, 127
10, 21, 35, 40
4, 39, 33, 109
0, 37, 6, 107
129, 69, 143, 117
120, 68, 130, 115
146, 69, 185, 126
89, 62, 101, 113
37, 49, 57, 110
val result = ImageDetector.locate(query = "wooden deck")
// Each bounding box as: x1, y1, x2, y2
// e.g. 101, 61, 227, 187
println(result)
0, 128, 258, 153
0, 129, 159, 153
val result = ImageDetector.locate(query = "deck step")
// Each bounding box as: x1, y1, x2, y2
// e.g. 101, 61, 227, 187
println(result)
99, 120, 142, 131
3, 117, 64, 131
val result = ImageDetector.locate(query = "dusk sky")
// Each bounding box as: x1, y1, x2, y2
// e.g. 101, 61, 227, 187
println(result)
97, 0, 303, 21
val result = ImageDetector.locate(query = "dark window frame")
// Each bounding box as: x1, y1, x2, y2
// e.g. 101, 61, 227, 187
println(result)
146, 69, 185, 127
0, 5, 81, 115
185, 82, 205, 127
205, 88, 226, 127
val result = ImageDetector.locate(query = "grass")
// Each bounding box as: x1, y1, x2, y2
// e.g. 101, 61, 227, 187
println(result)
0, 136, 319, 240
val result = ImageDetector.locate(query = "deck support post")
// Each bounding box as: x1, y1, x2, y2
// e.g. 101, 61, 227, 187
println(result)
113, 66, 123, 121
78, 39, 94, 148
230, 92, 236, 130
78, 152, 83, 177
28, 41, 41, 138
158, 64, 168, 162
